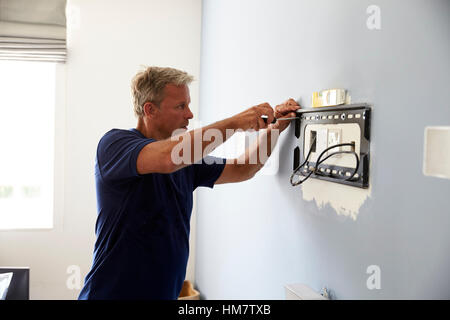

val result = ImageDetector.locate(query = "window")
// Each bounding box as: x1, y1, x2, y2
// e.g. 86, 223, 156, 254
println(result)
0, 60, 57, 229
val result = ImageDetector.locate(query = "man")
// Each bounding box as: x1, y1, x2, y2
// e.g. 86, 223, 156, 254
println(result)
78, 66, 299, 299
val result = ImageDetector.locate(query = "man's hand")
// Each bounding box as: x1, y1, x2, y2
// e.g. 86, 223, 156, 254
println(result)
270, 98, 301, 132
232, 102, 275, 131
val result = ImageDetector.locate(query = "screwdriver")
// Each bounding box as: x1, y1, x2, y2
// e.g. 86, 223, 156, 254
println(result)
261, 115, 301, 124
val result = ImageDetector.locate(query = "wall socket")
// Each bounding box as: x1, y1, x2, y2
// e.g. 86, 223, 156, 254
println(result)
327, 129, 342, 157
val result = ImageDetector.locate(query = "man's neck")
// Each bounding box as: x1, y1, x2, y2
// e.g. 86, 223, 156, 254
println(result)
136, 117, 166, 140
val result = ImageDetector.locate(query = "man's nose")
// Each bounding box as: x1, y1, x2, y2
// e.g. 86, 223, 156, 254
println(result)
186, 106, 194, 119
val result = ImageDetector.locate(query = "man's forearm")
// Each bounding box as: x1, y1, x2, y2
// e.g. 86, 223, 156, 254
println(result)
168, 116, 243, 170
235, 126, 281, 179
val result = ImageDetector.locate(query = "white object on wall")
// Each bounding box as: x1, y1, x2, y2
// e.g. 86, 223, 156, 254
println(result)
423, 126, 450, 180
0, 273, 13, 300
284, 283, 327, 300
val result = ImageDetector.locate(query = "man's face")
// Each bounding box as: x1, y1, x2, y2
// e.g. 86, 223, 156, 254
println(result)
154, 84, 193, 138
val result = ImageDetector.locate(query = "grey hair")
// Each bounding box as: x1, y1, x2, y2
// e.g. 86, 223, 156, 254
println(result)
131, 66, 194, 117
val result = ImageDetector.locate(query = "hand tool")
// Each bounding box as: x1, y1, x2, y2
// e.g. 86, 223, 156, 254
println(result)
261, 115, 300, 124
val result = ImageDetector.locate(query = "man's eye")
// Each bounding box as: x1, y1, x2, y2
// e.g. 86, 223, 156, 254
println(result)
177, 105, 184, 109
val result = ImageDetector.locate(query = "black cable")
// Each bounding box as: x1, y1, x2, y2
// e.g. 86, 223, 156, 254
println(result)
290, 141, 360, 186
312, 143, 359, 182
314, 148, 360, 181
290, 136, 316, 186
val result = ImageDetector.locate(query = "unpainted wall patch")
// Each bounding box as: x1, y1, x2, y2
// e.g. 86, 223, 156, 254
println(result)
301, 178, 372, 220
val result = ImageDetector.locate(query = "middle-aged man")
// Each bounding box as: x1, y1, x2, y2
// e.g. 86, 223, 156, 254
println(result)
79, 66, 300, 300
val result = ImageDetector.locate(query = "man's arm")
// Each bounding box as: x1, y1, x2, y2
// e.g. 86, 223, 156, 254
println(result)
136, 103, 275, 174
215, 99, 300, 184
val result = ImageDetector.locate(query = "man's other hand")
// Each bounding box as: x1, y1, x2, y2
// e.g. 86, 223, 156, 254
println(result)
232, 102, 275, 131
271, 98, 301, 132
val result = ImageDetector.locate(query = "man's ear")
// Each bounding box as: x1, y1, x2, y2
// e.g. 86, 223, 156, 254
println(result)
143, 102, 157, 118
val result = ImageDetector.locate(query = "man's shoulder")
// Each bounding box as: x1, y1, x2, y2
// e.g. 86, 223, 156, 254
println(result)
96, 128, 147, 156
99, 128, 143, 144
102, 128, 141, 139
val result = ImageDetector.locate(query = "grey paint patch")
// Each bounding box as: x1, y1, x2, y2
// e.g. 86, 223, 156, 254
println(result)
301, 178, 371, 220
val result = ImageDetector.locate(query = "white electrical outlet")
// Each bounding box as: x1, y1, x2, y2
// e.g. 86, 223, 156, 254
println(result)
327, 129, 342, 157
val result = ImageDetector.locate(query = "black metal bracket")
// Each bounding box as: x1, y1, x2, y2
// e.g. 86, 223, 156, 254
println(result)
293, 103, 371, 188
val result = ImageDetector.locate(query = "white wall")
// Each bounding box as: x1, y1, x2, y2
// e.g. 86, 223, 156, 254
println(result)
196, 0, 450, 299
0, 0, 202, 299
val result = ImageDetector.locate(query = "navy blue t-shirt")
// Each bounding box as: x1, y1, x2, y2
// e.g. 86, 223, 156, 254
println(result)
78, 128, 225, 300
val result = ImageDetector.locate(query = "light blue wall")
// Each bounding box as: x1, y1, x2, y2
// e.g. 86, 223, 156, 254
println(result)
195, 0, 450, 299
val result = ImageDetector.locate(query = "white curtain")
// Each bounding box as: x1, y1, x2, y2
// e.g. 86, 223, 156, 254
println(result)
0, 0, 66, 62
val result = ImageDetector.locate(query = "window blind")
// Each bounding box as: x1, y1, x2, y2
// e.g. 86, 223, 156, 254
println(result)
0, 0, 67, 62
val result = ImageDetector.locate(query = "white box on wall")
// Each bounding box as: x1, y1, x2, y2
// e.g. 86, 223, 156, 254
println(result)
284, 283, 327, 300
423, 126, 450, 180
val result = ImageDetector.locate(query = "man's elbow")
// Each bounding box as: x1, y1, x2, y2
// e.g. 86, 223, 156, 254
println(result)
237, 164, 257, 182
165, 154, 183, 173
158, 151, 182, 174
245, 170, 257, 181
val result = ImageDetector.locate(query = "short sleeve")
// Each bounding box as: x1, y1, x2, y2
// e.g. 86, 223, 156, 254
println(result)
96, 129, 155, 183
192, 156, 226, 190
